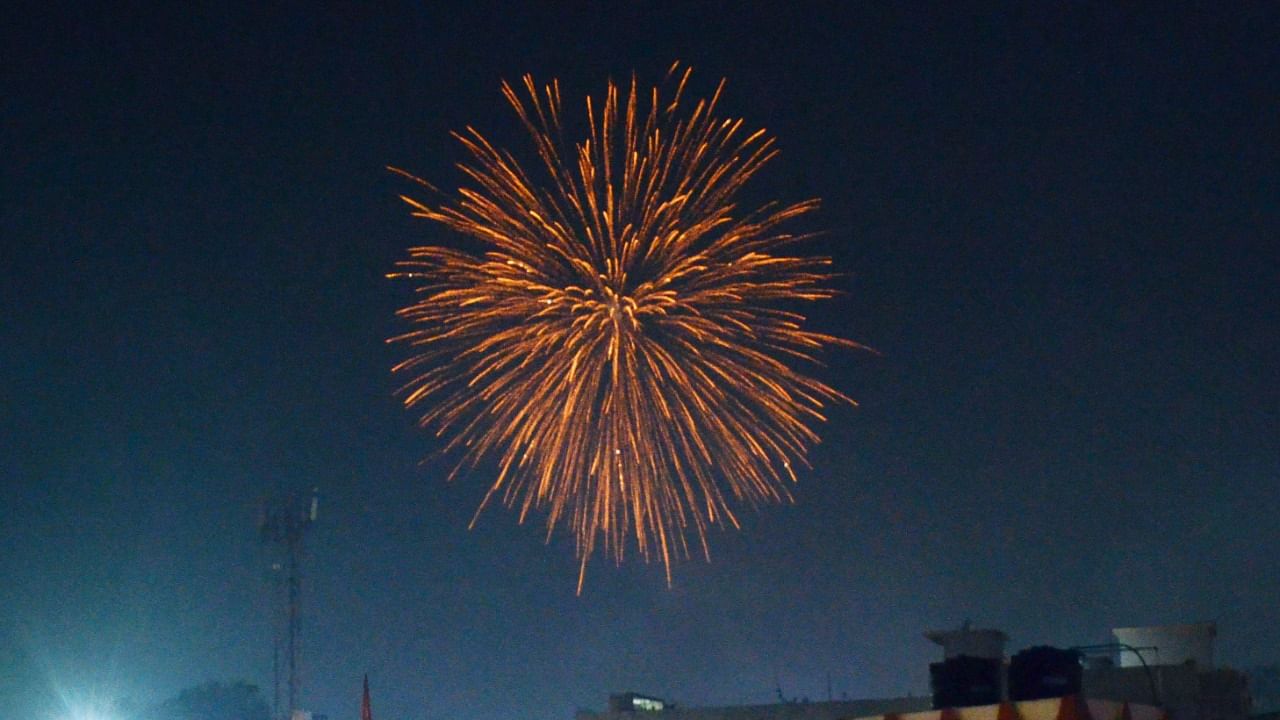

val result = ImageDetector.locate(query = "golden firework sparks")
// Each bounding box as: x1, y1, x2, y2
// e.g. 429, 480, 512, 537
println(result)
388, 62, 865, 591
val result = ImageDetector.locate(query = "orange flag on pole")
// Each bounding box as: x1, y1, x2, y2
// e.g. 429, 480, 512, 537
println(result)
362, 674, 373, 720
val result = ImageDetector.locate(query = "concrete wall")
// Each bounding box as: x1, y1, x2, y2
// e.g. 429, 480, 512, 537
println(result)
1083, 664, 1250, 720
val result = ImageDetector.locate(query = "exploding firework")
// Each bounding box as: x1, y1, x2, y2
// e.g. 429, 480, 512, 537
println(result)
389, 62, 863, 591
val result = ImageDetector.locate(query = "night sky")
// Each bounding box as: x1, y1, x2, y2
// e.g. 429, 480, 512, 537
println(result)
3, 3, 1278, 720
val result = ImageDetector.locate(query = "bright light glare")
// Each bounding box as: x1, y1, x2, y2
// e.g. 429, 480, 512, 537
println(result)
60, 709, 115, 720
53, 698, 118, 720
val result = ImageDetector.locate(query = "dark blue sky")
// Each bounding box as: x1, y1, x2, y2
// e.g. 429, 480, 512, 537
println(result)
3, 3, 1278, 720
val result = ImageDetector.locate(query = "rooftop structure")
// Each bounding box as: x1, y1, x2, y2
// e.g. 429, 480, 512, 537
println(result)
1111, 624, 1216, 670
926, 624, 1010, 662
577, 695, 932, 720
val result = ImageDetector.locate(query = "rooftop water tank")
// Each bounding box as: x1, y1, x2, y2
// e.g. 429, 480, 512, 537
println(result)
930, 656, 1002, 709
1008, 646, 1083, 701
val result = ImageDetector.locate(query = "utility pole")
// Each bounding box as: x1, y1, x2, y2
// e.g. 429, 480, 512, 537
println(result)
260, 489, 318, 720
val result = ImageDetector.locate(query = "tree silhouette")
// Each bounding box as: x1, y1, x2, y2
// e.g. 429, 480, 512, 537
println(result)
147, 681, 270, 720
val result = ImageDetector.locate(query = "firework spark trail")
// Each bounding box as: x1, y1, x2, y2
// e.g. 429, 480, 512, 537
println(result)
389, 62, 865, 591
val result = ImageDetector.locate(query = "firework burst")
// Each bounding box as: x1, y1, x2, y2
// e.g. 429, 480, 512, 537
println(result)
389, 62, 863, 591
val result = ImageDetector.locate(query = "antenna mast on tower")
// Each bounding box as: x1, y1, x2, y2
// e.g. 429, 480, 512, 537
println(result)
260, 488, 318, 720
